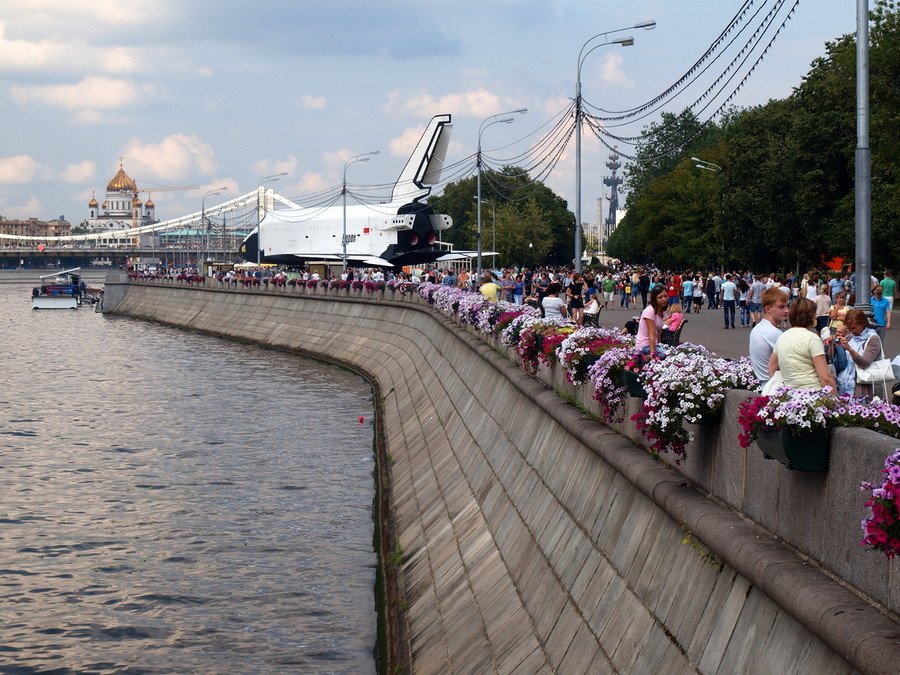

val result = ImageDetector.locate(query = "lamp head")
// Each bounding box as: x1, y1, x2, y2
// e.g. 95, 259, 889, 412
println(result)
634, 20, 656, 30
512, 108, 528, 115
615, 37, 635, 46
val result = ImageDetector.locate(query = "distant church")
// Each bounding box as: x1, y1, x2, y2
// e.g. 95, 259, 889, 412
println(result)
81, 160, 157, 236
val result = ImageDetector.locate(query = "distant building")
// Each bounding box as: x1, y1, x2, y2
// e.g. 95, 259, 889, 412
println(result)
81, 161, 157, 245
0, 216, 71, 241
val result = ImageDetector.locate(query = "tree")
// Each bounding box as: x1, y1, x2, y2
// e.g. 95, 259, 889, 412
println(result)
428, 166, 576, 266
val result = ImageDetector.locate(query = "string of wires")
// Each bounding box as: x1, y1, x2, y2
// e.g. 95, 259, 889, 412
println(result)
585, 0, 802, 160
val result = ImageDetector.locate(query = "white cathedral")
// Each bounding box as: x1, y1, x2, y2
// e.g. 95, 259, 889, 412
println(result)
81, 161, 157, 244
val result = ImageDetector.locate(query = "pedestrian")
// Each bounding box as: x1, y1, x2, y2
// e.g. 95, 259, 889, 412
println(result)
815, 284, 832, 332
738, 277, 751, 327
870, 285, 891, 340
692, 275, 704, 313
542, 282, 567, 320
721, 273, 737, 329
880, 270, 895, 312
567, 273, 585, 326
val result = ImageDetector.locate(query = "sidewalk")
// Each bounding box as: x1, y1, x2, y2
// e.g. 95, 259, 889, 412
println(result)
593, 303, 899, 361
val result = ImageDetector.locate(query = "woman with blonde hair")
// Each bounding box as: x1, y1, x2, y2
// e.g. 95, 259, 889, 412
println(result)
768, 297, 836, 391
829, 291, 849, 326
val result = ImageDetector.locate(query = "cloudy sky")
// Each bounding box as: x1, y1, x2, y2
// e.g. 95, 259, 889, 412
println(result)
0, 0, 857, 226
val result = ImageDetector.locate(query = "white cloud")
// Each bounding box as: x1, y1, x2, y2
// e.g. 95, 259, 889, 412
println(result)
1, 1, 167, 34
297, 95, 327, 110
0, 155, 37, 184
595, 52, 633, 87
322, 149, 353, 169
252, 155, 299, 177
10, 76, 153, 111
0, 195, 42, 219
293, 172, 330, 194
388, 127, 424, 157
384, 88, 523, 119
122, 133, 217, 181
60, 160, 96, 183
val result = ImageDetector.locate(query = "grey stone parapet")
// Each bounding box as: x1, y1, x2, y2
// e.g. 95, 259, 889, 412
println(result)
109, 279, 900, 674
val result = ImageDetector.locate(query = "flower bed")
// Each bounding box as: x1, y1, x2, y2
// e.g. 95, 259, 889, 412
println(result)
634, 346, 758, 462
861, 448, 900, 559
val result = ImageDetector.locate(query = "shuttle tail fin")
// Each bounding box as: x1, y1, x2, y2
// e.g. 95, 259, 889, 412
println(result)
391, 114, 453, 204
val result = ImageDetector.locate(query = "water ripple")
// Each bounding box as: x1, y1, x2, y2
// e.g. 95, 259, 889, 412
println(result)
0, 285, 376, 672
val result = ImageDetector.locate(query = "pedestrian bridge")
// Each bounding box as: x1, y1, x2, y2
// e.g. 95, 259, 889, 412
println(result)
102, 276, 900, 674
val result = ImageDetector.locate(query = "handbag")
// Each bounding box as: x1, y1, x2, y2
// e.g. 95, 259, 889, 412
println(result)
761, 370, 784, 396
856, 335, 895, 385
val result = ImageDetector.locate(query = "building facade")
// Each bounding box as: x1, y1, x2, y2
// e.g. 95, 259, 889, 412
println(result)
81, 163, 157, 245
0, 217, 71, 241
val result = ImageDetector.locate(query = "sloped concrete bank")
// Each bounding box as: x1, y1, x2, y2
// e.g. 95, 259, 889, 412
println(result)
108, 280, 899, 674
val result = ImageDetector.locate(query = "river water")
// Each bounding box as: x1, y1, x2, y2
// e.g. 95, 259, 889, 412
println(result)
0, 285, 377, 672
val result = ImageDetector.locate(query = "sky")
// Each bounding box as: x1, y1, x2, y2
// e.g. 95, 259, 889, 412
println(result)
0, 0, 859, 228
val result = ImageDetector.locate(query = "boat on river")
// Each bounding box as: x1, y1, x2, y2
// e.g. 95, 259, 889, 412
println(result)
31, 268, 84, 309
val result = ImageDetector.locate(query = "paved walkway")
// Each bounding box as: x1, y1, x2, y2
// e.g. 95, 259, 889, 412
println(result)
592, 303, 899, 361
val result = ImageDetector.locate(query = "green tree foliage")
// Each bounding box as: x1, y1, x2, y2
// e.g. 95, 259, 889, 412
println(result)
428, 166, 575, 267
615, 0, 899, 272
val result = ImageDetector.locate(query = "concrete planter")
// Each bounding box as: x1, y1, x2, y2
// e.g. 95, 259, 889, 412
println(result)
757, 427, 831, 471
622, 370, 648, 399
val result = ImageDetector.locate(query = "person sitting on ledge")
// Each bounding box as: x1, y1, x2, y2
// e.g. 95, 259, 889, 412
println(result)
768, 297, 837, 392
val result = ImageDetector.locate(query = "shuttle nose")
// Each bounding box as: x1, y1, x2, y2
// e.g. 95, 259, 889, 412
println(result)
427, 232, 436, 245
409, 232, 420, 246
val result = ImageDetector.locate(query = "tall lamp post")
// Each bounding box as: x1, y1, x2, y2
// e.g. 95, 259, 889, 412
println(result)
855, 0, 872, 311
478, 108, 526, 278
343, 151, 379, 273
474, 196, 497, 267
256, 172, 287, 266
692, 157, 726, 271
202, 187, 227, 269
575, 20, 655, 273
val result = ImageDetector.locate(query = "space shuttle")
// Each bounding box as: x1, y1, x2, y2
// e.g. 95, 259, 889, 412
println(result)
240, 114, 465, 269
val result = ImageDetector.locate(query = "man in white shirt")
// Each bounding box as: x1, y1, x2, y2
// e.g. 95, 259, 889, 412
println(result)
749, 287, 789, 385
721, 274, 737, 329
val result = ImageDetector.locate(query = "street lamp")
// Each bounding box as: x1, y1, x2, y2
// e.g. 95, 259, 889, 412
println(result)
342, 151, 379, 273
574, 20, 655, 273
854, 0, 872, 312
478, 108, 526, 277
474, 196, 496, 267
202, 187, 227, 268
691, 158, 725, 271
256, 172, 287, 265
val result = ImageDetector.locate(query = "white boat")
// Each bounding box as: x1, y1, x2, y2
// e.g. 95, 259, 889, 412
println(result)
32, 268, 83, 310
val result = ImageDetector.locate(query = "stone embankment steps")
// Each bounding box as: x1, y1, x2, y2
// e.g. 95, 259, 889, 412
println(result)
107, 280, 899, 675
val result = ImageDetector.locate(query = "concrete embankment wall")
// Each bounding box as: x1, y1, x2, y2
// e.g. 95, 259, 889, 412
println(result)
109, 281, 900, 674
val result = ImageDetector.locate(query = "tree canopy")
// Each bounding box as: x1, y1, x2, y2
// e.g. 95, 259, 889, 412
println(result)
608, 1, 899, 272
427, 166, 575, 267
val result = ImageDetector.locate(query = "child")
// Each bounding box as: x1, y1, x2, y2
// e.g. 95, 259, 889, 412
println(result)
663, 303, 684, 336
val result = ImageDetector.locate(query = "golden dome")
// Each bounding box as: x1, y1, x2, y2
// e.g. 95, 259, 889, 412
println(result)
88, 196, 99, 208
145, 197, 155, 208
131, 195, 142, 207
107, 165, 137, 193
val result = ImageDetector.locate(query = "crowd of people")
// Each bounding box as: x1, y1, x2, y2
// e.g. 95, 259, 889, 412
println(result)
423, 263, 896, 404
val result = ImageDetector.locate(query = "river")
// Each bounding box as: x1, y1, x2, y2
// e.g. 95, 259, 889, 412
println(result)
0, 284, 377, 672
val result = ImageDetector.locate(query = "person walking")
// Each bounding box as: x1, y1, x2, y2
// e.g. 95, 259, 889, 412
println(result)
880, 271, 895, 312
870, 285, 891, 340
814, 284, 832, 332
721, 273, 737, 329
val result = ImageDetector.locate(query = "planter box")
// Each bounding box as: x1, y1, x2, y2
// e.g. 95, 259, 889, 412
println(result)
692, 407, 722, 426
757, 427, 830, 471
622, 370, 647, 399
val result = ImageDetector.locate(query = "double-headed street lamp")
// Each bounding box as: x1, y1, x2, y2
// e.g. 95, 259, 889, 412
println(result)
256, 172, 287, 265
343, 151, 379, 273
202, 187, 227, 265
477, 108, 526, 278
574, 20, 655, 273
691, 157, 726, 271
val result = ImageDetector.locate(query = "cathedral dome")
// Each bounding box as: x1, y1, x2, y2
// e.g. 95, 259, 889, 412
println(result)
88, 196, 99, 208
145, 197, 155, 208
107, 165, 137, 193
131, 195, 142, 208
